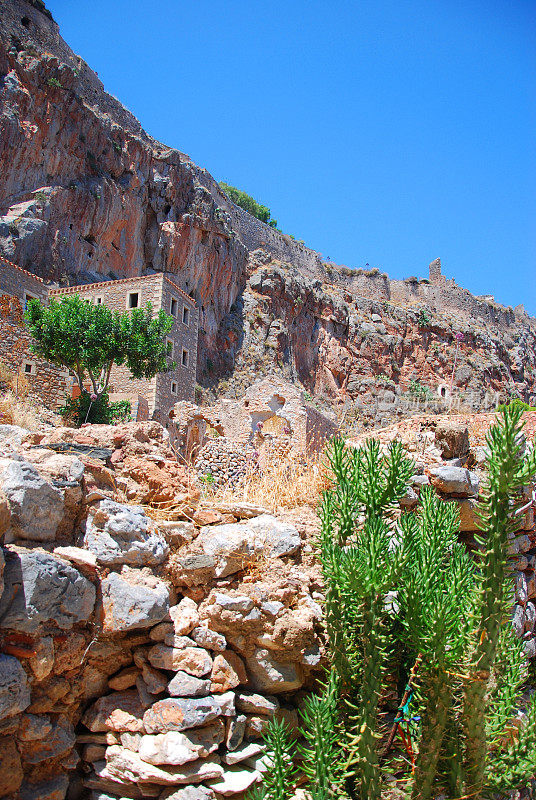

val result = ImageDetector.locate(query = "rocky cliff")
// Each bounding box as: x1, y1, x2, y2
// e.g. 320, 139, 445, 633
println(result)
1, 0, 535, 423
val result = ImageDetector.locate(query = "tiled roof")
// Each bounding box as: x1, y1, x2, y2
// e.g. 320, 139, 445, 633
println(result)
0, 254, 46, 284
50, 273, 195, 305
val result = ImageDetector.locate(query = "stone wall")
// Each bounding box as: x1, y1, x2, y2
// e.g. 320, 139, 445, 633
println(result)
0, 416, 535, 798
0, 255, 49, 304
0, 421, 319, 799
0, 293, 71, 408
155, 276, 199, 411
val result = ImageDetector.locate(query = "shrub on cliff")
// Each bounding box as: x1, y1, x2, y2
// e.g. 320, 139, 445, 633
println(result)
219, 181, 278, 228
25, 294, 174, 422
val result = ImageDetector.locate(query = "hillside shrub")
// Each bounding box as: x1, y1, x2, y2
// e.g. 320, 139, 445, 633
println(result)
60, 390, 131, 426
219, 182, 278, 228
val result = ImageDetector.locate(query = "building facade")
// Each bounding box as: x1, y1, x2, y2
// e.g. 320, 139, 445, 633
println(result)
0, 257, 198, 417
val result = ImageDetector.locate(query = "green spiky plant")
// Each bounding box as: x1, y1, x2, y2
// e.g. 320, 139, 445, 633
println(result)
396, 489, 477, 799
252, 404, 536, 799
298, 672, 344, 798
248, 717, 297, 800
461, 402, 536, 797
319, 438, 414, 800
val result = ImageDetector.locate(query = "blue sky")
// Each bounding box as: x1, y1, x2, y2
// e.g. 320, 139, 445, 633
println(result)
47, 0, 535, 313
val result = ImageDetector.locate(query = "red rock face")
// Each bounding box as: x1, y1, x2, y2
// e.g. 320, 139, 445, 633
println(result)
1, 0, 535, 420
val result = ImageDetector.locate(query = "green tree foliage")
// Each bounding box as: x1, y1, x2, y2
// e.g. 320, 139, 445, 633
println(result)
219, 182, 278, 228
25, 293, 174, 408
60, 389, 132, 426
252, 403, 536, 799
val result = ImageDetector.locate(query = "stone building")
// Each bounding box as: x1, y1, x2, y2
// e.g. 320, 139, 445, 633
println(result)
0, 257, 198, 417
0, 255, 72, 406
168, 377, 338, 462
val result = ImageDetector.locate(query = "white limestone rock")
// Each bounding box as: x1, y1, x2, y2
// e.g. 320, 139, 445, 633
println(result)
84, 499, 168, 566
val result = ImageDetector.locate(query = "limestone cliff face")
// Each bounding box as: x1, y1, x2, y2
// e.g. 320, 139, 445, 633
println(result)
1, 0, 535, 419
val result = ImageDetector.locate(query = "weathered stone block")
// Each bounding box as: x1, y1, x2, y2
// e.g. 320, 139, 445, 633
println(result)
100, 572, 169, 633
0, 548, 96, 633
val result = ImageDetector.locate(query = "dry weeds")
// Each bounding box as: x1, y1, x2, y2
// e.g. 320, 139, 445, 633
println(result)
0, 390, 42, 429
201, 450, 331, 511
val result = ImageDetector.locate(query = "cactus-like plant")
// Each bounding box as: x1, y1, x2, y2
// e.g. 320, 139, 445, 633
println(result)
462, 403, 536, 796
397, 490, 476, 799
319, 438, 414, 799
249, 717, 297, 800
254, 404, 536, 799
298, 672, 343, 798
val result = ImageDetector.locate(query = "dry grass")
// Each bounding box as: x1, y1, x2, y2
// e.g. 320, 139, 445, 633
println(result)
0, 390, 42, 429
202, 450, 331, 511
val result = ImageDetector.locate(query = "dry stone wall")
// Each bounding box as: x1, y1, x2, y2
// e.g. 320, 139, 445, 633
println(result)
0, 416, 535, 797
0, 421, 322, 799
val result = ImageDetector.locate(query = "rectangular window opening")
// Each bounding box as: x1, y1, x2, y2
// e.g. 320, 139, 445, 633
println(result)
181, 348, 189, 367
171, 381, 178, 395
170, 297, 178, 317
24, 292, 38, 310
166, 338, 174, 358
22, 362, 35, 375
127, 292, 139, 309
94, 296, 104, 305
182, 306, 190, 326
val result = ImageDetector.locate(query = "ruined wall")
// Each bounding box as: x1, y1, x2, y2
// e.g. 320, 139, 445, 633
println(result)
0, 293, 71, 408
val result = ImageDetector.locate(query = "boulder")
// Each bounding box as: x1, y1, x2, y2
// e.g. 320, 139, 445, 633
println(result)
147, 644, 212, 676
0, 654, 31, 721
225, 714, 246, 750
161, 787, 215, 800
236, 692, 279, 715
167, 671, 211, 698
210, 650, 248, 693
105, 747, 223, 785
82, 690, 146, 733
19, 776, 69, 800
0, 457, 64, 541
171, 515, 300, 586
208, 766, 260, 795
143, 696, 222, 733
429, 466, 480, 497
190, 626, 227, 652
445, 497, 480, 532
18, 717, 75, 763
222, 742, 263, 765
434, 420, 470, 460
0, 548, 96, 633
246, 648, 304, 694
84, 500, 168, 566
100, 571, 170, 633
138, 720, 225, 765
0, 736, 23, 795
169, 597, 200, 635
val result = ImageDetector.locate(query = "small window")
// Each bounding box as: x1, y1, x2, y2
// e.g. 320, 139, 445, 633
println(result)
170, 297, 178, 317
182, 306, 190, 326
24, 292, 38, 310
22, 362, 36, 375
166, 338, 174, 358
171, 381, 178, 395
127, 292, 139, 309
181, 348, 189, 367
94, 295, 104, 305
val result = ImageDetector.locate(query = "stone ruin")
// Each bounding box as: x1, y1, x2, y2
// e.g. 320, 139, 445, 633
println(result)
166, 378, 339, 486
